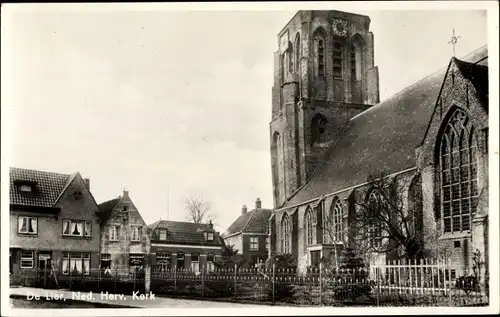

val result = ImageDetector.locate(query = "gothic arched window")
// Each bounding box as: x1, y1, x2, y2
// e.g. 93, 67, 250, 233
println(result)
351, 36, 363, 81
311, 114, 328, 145
313, 29, 326, 79
294, 33, 301, 74
408, 174, 423, 237
367, 190, 384, 247
281, 213, 291, 254
332, 199, 344, 242
305, 207, 315, 245
333, 37, 343, 78
439, 108, 478, 233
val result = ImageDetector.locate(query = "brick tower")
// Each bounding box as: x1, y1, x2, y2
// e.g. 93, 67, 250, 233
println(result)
270, 10, 380, 207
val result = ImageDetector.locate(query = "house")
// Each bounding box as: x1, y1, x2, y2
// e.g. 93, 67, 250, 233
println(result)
9, 167, 101, 278
268, 10, 489, 277
223, 198, 272, 266
97, 190, 151, 276
148, 220, 224, 272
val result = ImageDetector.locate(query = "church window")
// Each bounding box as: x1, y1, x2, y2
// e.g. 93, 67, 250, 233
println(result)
439, 108, 478, 234
305, 207, 315, 245
311, 114, 328, 145
408, 174, 423, 238
321, 201, 331, 244
294, 33, 301, 74
313, 29, 326, 79
281, 213, 291, 254
367, 190, 384, 248
332, 199, 344, 242
333, 38, 343, 78
351, 36, 363, 81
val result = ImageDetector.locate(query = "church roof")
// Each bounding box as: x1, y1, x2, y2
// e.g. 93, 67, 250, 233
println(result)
280, 46, 488, 209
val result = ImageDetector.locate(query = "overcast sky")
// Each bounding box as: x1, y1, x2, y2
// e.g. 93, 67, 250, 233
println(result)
2, 5, 488, 232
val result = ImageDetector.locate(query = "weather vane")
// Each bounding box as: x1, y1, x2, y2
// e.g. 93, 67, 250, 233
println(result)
448, 28, 461, 57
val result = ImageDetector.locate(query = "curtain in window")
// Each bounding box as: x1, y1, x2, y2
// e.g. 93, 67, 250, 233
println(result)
19, 217, 27, 232
84, 222, 91, 236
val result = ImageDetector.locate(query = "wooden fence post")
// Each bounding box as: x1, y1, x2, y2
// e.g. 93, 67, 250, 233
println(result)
234, 264, 237, 298
319, 263, 323, 306
272, 263, 275, 304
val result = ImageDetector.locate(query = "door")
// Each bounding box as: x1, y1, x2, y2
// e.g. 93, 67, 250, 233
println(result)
38, 253, 52, 288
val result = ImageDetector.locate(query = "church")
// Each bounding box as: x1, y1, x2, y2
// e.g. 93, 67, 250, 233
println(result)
267, 10, 489, 279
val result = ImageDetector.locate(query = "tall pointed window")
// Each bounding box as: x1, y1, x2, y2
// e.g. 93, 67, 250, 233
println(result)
367, 190, 384, 247
281, 213, 291, 253
305, 207, 315, 245
294, 33, 301, 74
332, 200, 344, 242
440, 108, 478, 233
333, 38, 343, 78
351, 36, 363, 81
313, 29, 326, 79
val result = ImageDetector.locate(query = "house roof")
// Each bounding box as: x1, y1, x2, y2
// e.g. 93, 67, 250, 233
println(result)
223, 208, 273, 237
97, 197, 121, 222
148, 220, 223, 246
10, 167, 73, 208
281, 46, 488, 209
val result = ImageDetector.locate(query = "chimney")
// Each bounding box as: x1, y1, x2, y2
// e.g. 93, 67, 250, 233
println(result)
241, 205, 247, 214
84, 178, 90, 189
255, 198, 262, 209
209, 219, 213, 229
123, 189, 129, 198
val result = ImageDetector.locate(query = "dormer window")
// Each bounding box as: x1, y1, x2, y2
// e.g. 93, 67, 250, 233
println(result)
14, 180, 36, 193
207, 232, 214, 241
158, 229, 167, 241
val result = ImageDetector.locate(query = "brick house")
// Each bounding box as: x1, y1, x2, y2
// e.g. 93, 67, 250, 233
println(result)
9, 167, 101, 278
148, 220, 224, 272
269, 9, 489, 278
222, 198, 272, 267
97, 190, 151, 276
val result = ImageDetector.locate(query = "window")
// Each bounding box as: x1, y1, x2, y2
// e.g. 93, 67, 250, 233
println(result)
63, 220, 91, 237
156, 253, 171, 272
332, 200, 344, 242
176, 252, 185, 269
294, 33, 301, 74
310, 250, 321, 268
350, 37, 363, 81
101, 253, 111, 270
311, 114, 327, 145
305, 207, 315, 245
19, 184, 33, 192
191, 254, 199, 272
20, 250, 34, 268
131, 226, 141, 241
333, 38, 343, 78
313, 29, 326, 79
207, 232, 214, 241
265, 236, 270, 251
367, 191, 384, 247
439, 108, 478, 233
250, 236, 259, 251
281, 214, 291, 254
158, 229, 167, 241
62, 252, 90, 275
322, 201, 331, 244
108, 225, 119, 241
206, 253, 215, 272
123, 205, 128, 211
18, 217, 37, 234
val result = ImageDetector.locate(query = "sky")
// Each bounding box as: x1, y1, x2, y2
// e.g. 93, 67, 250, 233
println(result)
2, 5, 488, 233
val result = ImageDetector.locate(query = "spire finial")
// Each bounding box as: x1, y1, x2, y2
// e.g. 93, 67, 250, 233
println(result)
448, 28, 461, 57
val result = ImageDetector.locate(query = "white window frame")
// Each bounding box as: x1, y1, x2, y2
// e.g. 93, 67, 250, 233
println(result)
62, 252, 90, 275
191, 254, 200, 272
20, 250, 34, 268
131, 226, 141, 241
108, 225, 119, 241
158, 229, 167, 241
207, 232, 214, 241
18, 216, 37, 235
206, 253, 215, 272
62, 220, 91, 237
249, 236, 259, 251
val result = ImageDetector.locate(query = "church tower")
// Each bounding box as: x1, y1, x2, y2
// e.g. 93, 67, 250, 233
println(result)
270, 10, 380, 207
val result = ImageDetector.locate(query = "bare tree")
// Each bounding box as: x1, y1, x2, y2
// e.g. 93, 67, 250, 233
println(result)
184, 195, 215, 224
347, 171, 425, 261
